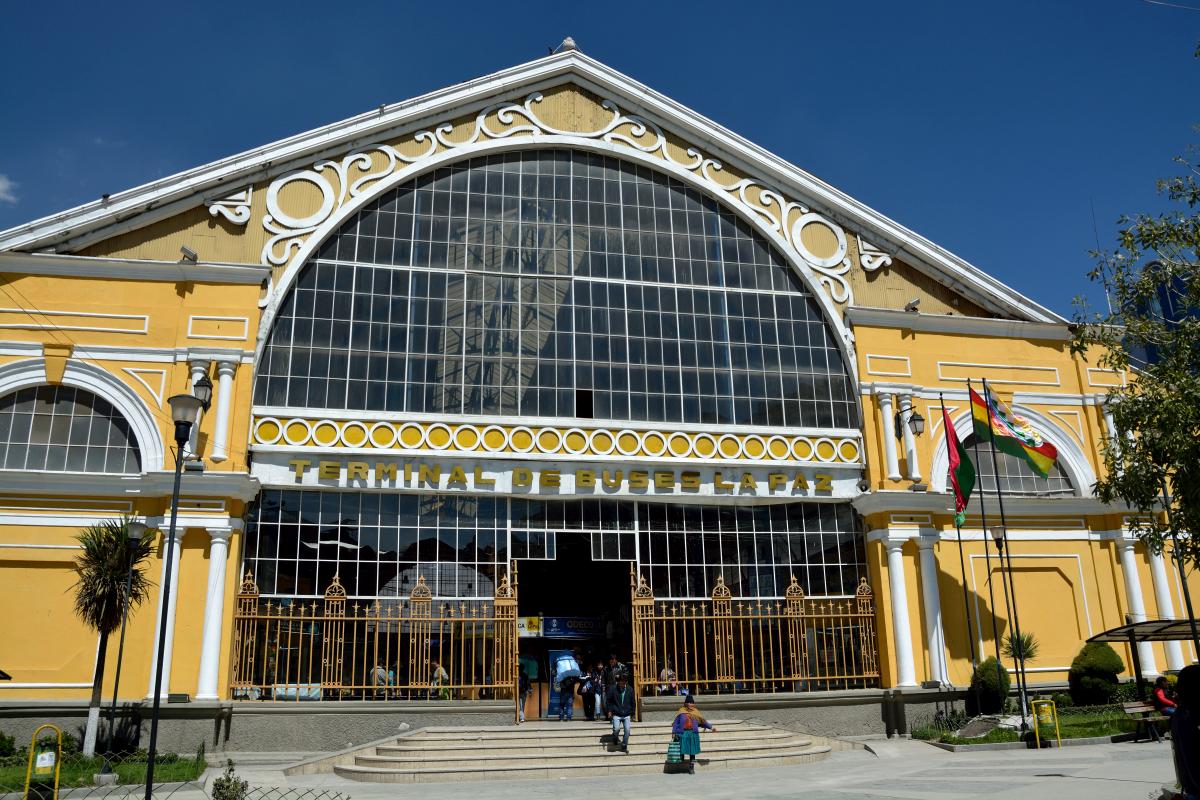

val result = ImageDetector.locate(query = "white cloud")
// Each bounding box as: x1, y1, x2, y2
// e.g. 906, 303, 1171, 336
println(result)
0, 174, 16, 205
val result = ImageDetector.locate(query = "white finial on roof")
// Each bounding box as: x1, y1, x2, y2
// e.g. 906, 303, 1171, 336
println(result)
553, 36, 578, 53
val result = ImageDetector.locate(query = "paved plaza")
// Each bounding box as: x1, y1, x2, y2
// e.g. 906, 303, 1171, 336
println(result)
220, 739, 1176, 800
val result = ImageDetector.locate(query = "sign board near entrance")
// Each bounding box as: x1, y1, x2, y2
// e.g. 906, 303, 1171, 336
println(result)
542, 616, 602, 640
518, 616, 542, 638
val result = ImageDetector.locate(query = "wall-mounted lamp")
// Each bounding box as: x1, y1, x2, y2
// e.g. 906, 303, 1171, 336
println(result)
192, 373, 213, 411
989, 526, 1007, 553
894, 408, 925, 440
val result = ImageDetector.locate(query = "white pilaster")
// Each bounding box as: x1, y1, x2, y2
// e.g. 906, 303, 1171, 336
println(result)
187, 359, 211, 459
1116, 536, 1159, 676
210, 361, 237, 463
917, 533, 949, 685
195, 527, 233, 700
879, 392, 901, 481
898, 393, 921, 481
146, 528, 184, 699
884, 537, 918, 687
1150, 550, 1187, 672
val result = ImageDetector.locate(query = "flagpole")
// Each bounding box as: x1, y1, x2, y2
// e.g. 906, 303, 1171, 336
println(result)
966, 379, 1006, 708
981, 378, 1030, 731
941, 392, 979, 710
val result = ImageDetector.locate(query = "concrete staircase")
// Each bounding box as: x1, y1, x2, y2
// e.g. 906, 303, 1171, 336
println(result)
322, 719, 831, 783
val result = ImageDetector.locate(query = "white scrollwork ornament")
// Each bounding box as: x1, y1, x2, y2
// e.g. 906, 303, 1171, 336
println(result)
258, 91, 858, 305
205, 186, 253, 226
857, 235, 893, 272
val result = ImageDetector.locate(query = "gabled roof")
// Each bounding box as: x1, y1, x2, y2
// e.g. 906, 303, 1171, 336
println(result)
0, 49, 1064, 324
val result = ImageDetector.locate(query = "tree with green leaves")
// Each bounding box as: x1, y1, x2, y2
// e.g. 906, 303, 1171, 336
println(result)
72, 518, 154, 757
1072, 143, 1200, 574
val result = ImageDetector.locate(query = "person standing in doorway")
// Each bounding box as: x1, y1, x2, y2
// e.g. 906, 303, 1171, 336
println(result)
557, 674, 577, 721
606, 673, 635, 752
604, 652, 627, 692
672, 694, 716, 774
518, 667, 531, 723
589, 661, 606, 721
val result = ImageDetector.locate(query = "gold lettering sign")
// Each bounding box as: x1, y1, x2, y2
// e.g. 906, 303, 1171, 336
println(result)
280, 459, 844, 496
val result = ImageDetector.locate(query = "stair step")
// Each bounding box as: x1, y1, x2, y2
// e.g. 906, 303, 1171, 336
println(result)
406, 721, 758, 741
357, 739, 814, 768
334, 745, 831, 783
378, 729, 796, 753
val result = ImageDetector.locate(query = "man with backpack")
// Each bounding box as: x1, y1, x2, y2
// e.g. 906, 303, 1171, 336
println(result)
605, 673, 635, 752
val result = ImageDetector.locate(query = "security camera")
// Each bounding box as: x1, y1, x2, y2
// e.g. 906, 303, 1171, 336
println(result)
179, 245, 199, 263
856, 479, 871, 493
904, 298, 920, 313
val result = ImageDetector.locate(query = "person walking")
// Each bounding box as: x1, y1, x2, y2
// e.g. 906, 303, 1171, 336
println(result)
672, 694, 716, 774
606, 673, 635, 752
518, 668, 531, 723
589, 661, 606, 721
430, 659, 450, 700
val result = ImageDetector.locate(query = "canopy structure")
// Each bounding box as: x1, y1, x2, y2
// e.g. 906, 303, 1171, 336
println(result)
1089, 620, 1200, 644
1088, 619, 1200, 699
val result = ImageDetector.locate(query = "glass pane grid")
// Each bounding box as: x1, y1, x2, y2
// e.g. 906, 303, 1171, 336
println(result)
0, 385, 141, 474
255, 149, 855, 428
959, 435, 1076, 497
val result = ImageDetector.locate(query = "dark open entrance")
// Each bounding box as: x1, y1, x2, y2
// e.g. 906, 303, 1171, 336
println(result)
516, 532, 632, 719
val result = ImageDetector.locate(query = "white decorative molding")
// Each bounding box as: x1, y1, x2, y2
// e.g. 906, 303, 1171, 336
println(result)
856, 235, 893, 271
187, 315, 249, 341
845, 307, 1071, 341
1086, 368, 1127, 388
968, 553, 1094, 656
1049, 409, 1086, 447
123, 368, 167, 408
259, 92, 856, 306
936, 360, 1061, 387
864, 354, 911, 378
0, 308, 148, 335
205, 186, 253, 225
0, 253, 271, 284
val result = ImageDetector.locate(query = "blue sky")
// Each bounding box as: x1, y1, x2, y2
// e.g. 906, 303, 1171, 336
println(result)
0, 0, 1195, 316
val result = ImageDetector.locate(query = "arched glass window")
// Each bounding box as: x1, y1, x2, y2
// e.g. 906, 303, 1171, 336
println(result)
255, 149, 856, 428
956, 433, 1075, 497
0, 385, 142, 473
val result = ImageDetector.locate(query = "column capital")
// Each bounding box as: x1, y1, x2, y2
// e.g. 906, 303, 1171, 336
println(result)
867, 528, 918, 549
187, 357, 211, 374
916, 531, 940, 550
215, 360, 238, 377
206, 526, 234, 544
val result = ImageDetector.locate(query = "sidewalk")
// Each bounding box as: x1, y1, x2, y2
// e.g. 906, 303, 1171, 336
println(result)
216, 738, 1175, 800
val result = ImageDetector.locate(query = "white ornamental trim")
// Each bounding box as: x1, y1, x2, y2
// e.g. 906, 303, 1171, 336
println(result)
205, 186, 253, 226
856, 234, 894, 272
253, 417, 284, 446
261, 92, 858, 306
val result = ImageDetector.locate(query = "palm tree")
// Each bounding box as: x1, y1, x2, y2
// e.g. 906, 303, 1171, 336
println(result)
1002, 631, 1041, 664
72, 518, 154, 757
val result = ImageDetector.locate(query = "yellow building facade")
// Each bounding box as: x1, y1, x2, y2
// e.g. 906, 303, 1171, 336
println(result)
0, 47, 1191, 742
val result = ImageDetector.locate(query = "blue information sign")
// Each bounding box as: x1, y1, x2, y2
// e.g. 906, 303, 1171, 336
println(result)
541, 616, 601, 640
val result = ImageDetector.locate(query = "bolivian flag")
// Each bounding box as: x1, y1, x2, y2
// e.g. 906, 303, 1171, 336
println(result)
969, 386, 1058, 477
943, 406, 975, 526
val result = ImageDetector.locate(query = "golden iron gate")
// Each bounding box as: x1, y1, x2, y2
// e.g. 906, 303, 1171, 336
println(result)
230, 566, 519, 712
629, 571, 879, 715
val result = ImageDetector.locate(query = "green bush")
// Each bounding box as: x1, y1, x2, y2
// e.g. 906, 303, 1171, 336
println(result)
1051, 692, 1073, 709
1112, 681, 1142, 702
1068, 642, 1125, 706
211, 761, 248, 800
0, 732, 14, 759
967, 657, 1011, 715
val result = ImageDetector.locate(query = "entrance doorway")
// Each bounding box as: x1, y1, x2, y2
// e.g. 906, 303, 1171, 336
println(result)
516, 532, 632, 719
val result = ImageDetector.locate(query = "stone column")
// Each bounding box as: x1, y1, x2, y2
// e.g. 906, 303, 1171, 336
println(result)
210, 361, 237, 463
1149, 550, 1187, 672
187, 359, 210, 459
1116, 536, 1159, 676
885, 538, 918, 687
196, 527, 233, 700
878, 392, 901, 481
917, 533, 949, 685
146, 528, 184, 699
899, 393, 921, 481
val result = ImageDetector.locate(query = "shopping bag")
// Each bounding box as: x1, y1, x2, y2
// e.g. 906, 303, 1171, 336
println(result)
666, 734, 682, 764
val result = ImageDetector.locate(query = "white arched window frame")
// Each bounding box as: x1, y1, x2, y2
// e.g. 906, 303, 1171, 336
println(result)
0, 358, 165, 473
928, 404, 1095, 498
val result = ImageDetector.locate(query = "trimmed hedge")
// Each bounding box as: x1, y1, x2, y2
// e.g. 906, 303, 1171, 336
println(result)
968, 656, 1011, 715
1068, 642, 1125, 706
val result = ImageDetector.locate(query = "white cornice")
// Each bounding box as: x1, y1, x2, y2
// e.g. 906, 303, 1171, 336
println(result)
851, 489, 1121, 518
0, 51, 1062, 325
0, 470, 260, 502
845, 307, 1071, 340
0, 253, 270, 284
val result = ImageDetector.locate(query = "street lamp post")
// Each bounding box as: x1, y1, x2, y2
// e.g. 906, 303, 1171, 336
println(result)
144, 387, 208, 800
990, 525, 1029, 731
106, 519, 147, 754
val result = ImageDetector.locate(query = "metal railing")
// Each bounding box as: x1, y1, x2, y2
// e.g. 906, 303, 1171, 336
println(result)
629, 571, 879, 712
230, 567, 518, 708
